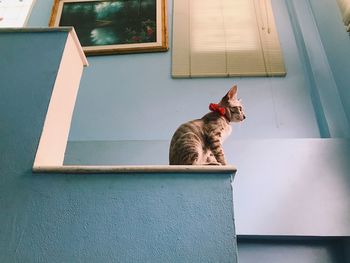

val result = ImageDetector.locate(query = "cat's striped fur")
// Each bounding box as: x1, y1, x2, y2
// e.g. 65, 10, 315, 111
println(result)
169, 85, 245, 165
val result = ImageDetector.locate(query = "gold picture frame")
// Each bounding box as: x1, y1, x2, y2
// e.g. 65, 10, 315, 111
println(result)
49, 0, 168, 55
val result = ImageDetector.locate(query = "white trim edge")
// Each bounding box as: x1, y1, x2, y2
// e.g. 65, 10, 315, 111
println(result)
32, 165, 237, 174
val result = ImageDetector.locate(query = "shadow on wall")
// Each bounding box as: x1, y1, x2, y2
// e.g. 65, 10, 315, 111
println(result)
237, 237, 350, 263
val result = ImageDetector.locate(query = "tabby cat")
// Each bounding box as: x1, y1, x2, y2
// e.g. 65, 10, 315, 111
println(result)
169, 85, 245, 165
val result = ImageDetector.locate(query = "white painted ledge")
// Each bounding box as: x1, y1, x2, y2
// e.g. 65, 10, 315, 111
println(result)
32, 165, 237, 174
32, 27, 88, 169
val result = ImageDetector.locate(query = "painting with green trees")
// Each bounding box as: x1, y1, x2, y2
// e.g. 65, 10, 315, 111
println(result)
59, 0, 157, 47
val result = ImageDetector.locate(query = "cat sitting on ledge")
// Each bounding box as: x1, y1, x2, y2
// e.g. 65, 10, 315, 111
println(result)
169, 85, 245, 165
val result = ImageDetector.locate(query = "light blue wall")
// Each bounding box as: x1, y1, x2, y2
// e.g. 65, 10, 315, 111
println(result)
0, 30, 238, 262
285, 0, 350, 138
29, 0, 325, 141
65, 139, 350, 237
28, 0, 350, 142
1, 0, 348, 261
28, 0, 350, 141
60, 0, 350, 167
309, 0, 350, 125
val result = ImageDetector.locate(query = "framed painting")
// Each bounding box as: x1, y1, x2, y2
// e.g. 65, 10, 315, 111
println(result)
49, 0, 168, 55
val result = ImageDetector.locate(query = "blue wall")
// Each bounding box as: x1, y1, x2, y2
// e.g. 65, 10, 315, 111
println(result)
54, 0, 350, 167
309, 0, 350, 125
64, 138, 350, 237
0, 30, 238, 262
29, 0, 326, 141
28, 0, 350, 143
0, 0, 348, 261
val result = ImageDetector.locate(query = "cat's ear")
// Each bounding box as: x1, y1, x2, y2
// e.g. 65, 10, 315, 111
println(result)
224, 85, 238, 100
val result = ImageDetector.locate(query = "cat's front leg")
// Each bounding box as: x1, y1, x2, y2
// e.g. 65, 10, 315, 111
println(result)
208, 137, 227, 165
205, 151, 221, 165
213, 149, 227, 165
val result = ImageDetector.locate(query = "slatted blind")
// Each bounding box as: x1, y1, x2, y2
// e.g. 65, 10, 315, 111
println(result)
172, 0, 286, 77
337, 0, 350, 31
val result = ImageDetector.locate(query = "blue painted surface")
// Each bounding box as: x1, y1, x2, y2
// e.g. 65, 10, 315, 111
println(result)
26, 1, 349, 141
65, 140, 169, 165
0, 30, 67, 171
285, 0, 350, 138
0, 171, 237, 263
238, 238, 348, 263
28, 0, 322, 140
284, 0, 331, 138
231, 138, 350, 236
309, 0, 350, 126
27, 0, 52, 27
0, 30, 238, 263
65, 138, 350, 237
1, 0, 348, 260
59, 0, 350, 238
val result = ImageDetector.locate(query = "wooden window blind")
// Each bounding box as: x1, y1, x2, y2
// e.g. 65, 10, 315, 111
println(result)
172, 0, 286, 77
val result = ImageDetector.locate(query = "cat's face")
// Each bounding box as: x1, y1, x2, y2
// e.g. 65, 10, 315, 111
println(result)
220, 85, 246, 123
